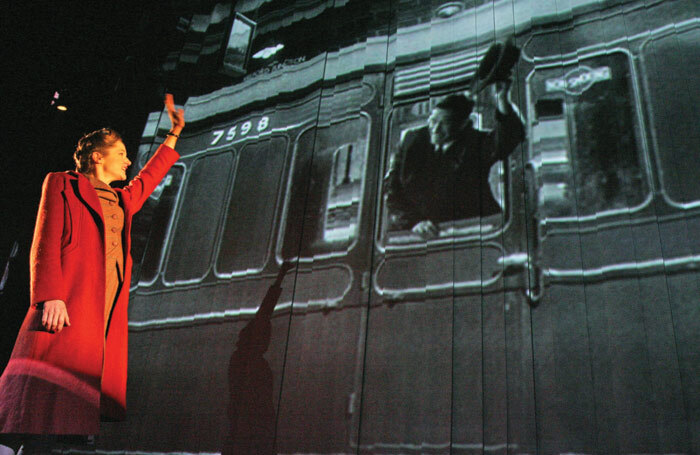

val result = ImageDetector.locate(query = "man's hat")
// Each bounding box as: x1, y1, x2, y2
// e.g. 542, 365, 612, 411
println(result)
471, 36, 520, 92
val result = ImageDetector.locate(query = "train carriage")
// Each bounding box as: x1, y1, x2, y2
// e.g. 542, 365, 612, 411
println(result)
97, 0, 699, 453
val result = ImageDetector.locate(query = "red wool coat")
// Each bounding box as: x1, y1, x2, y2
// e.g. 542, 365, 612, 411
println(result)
0, 144, 179, 435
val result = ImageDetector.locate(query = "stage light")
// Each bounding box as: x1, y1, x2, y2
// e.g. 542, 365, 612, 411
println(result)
50, 91, 68, 110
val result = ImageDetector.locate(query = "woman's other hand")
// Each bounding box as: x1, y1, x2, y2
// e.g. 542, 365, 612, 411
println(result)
42, 300, 71, 333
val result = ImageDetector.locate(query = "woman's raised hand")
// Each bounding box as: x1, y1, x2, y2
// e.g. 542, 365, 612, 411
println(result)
165, 93, 185, 133
163, 94, 185, 148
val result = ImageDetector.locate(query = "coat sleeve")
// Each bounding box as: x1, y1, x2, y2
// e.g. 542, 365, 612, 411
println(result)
383, 130, 424, 230
485, 107, 526, 163
120, 144, 180, 213
30, 173, 67, 307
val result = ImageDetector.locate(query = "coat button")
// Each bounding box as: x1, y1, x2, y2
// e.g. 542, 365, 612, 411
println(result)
109, 201, 116, 206
111, 214, 118, 219
112, 241, 118, 246
111, 227, 118, 233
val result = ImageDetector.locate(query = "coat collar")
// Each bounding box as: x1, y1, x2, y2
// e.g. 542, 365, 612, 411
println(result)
67, 171, 104, 223
83, 172, 118, 196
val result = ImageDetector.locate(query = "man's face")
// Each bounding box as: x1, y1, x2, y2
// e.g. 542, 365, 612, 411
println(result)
428, 108, 466, 147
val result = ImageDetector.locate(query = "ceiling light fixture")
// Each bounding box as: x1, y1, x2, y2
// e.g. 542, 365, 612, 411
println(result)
435, 1, 464, 19
252, 43, 284, 59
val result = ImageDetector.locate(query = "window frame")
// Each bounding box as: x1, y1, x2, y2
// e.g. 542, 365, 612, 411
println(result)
376, 97, 515, 254
213, 134, 291, 279
162, 149, 238, 287
524, 47, 655, 225
275, 111, 372, 263
131, 162, 188, 290
639, 24, 700, 210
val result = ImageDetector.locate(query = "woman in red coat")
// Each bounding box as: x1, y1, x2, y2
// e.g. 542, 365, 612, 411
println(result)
0, 95, 185, 450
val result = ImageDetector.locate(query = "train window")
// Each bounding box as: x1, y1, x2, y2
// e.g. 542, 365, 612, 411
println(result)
641, 27, 700, 205
130, 165, 184, 286
215, 137, 287, 276
280, 115, 370, 260
528, 52, 649, 218
164, 151, 235, 283
324, 143, 366, 241
382, 96, 512, 243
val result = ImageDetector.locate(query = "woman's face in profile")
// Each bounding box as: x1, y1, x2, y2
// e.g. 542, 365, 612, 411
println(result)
98, 140, 131, 182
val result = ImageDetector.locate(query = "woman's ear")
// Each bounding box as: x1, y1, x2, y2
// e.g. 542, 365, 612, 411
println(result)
91, 151, 103, 165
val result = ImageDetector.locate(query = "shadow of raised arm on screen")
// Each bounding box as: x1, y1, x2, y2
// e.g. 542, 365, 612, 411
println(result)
222, 260, 295, 455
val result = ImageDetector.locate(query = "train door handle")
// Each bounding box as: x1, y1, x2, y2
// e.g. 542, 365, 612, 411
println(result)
496, 252, 543, 307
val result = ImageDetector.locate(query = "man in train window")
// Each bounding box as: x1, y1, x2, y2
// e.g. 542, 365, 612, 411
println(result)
384, 80, 525, 239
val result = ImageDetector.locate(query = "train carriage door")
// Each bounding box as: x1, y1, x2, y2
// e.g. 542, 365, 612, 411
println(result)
272, 76, 386, 450
361, 21, 539, 449
523, 25, 697, 452
363, 86, 537, 452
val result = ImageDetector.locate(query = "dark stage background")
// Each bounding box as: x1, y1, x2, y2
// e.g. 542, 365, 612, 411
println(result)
1, 0, 699, 454
0, 0, 183, 369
